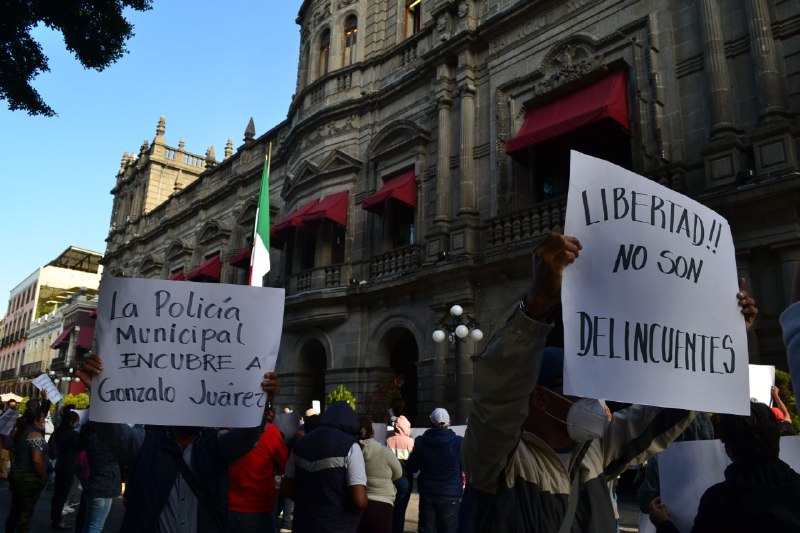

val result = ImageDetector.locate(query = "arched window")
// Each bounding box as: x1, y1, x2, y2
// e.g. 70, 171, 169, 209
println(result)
405, 0, 421, 38
342, 15, 357, 67
318, 29, 331, 77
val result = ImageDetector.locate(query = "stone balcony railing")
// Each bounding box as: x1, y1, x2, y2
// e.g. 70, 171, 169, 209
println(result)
289, 263, 345, 294
483, 197, 567, 253
370, 245, 422, 279
20, 361, 43, 377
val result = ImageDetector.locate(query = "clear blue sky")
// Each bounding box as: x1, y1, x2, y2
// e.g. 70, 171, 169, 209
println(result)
0, 1, 302, 313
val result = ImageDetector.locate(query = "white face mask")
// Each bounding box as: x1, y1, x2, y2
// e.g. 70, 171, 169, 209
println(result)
543, 388, 610, 443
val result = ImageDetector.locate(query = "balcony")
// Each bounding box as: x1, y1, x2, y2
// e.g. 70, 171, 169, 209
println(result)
50, 358, 68, 372
370, 245, 422, 280
0, 369, 17, 380
483, 197, 567, 255
288, 263, 345, 294
20, 361, 43, 378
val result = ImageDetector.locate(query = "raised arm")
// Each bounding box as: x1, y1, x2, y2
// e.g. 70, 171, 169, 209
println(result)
463, 233, 580, 493
218, 371, 280, 465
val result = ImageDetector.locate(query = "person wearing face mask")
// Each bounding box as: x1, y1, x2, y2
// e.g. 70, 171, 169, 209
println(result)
460, 232, 759, 533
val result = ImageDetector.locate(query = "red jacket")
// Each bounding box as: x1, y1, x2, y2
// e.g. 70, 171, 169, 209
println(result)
228, 423, 289, 513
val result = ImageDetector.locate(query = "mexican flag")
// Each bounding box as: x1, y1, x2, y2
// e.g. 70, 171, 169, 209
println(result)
249, 148, 271, 286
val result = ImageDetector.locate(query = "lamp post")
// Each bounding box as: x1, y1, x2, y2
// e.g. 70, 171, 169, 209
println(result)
432, 304, 483, 424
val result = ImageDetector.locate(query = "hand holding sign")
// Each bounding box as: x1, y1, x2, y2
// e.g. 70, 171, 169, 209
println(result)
522, 233, 582, 320
738, 278, 758, 332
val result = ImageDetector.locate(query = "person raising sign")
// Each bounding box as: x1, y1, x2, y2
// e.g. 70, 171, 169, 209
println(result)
460, 232, 758, 533
75, 354, 279, 533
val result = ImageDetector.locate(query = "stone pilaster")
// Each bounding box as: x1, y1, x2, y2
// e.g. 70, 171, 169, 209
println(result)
459, 83, 477, 215
697, 0, 736, 138
435, 95, 453, 224
745, 0, 787, 123
744, 0, 797, 177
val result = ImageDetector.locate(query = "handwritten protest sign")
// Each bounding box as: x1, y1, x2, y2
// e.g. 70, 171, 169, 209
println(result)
92, 277, 285, 427
658, 437, 800, 532
563, 151, 749, 415
32, 373, 63, 404
748, 364, 775, 406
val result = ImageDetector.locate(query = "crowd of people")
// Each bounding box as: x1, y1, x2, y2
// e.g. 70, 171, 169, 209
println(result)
0, 231, 799, 532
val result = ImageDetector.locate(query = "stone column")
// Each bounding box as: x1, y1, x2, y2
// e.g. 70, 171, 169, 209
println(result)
745, 0, 787, 122
459, 83, 477, 215
435, 95, 453, 223
697, 0, 736, 138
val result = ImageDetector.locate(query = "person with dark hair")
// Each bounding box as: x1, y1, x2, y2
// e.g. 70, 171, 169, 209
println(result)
73, 419, 122, 533
0, 399, 18, 481
357, 416, 402, 533
649, 401, 800, 532
50, 410, 80, 530
281, 402, 368, 533
5, 407, 48, 533
407, 408, 464, 533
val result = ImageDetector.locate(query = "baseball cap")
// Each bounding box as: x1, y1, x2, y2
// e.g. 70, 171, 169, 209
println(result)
430, 407, 450, 427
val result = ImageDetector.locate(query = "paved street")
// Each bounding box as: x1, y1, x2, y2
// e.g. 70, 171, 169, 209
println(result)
0, 478, 641, 532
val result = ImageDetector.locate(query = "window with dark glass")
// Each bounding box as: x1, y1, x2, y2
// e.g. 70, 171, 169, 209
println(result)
343, 15, 357, 67
318, 29, 331, 77
331, 225, 346, 264
405, 0, 421, 37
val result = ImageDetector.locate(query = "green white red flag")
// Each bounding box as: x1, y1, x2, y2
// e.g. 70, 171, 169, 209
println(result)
249, 147, 271, 286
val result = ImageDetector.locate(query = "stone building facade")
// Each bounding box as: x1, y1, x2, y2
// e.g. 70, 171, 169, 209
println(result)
101, 0, 800, 424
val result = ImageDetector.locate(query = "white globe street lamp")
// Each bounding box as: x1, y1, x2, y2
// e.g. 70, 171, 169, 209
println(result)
431, 304, 484, 424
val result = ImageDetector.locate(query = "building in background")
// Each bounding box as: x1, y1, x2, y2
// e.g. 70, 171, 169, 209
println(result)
101, 0, 800, 424
0, 247, 102, 394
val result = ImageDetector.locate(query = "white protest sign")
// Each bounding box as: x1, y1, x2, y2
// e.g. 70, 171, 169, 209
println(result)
32, 374, 63, 404
74, 409, 89, 429
0, 409, 17, 436
748, 364, 775, 406
563, 151, 750, 415
93, 277, 285, 427
658, 437, 800, 532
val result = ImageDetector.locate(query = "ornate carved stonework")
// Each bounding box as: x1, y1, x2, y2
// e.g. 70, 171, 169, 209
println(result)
537, 44, 601, 95
303, 115, 358, 148
337, 0, 357, 8
313, 2, 332, 26
458, 1, 469, 18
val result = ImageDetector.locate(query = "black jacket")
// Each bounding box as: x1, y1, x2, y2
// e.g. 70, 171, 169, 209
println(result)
407, 427, 463, 498
687, 458, 800, 533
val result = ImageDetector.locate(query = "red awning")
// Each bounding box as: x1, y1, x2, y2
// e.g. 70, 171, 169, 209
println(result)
77, 326, 94, 350
271, 200, 320, 240
270, 200, 321, 248
187, 254, 221, 282
505, 71, 630, 157
304, 191, 349, 226
51, 325, 75, 349
229, 247, 252, 269
362, 170, 417, 214
169, 269, 185, 281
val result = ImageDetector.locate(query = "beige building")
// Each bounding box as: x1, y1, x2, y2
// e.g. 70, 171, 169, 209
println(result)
0, 247, 102, 394
102, 0, 800, 424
